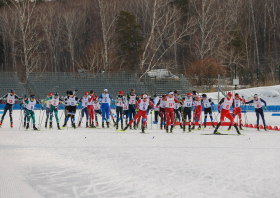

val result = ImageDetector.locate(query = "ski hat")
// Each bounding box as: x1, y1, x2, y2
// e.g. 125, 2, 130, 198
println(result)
54, 92, 59, 97
104, 89, 108, 93
193, 91, 197, 95
196, 96, 200, 100
23, 94, 27, 98
174, 90, 178, 94
69, 91, 73, 95
254, 94, 258, 98
143, 94, 148, 99
169, 92, 174, 95
84, 92, 88, 96
31, 94, 35, 99
11, 90, 15, 93
227, 92, 232, 97
154, 94, 157, 97
235, 93, 239, 97
49, 93, 52, 96
118, 91, 123, 95
202, 94, 207, 98
187, 92, 191, 97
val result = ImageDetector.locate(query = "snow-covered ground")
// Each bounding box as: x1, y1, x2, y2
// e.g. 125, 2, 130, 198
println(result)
1, 110, 280, 198
207, 85, 280, 105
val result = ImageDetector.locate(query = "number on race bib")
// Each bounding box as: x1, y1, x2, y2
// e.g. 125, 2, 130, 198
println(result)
226, 105, 230, 109
71, 102, 74, 105
236, 104, 239, 107
54, 101, 56, 106
31, 106, 34, 110
257, 105, 260, 108
143, 103, 146, 110
9, 100, 13, 103
85, 102, 88, 105
169, 103, 173, 107
132, 100, 134, 104
105, 98, 107, 103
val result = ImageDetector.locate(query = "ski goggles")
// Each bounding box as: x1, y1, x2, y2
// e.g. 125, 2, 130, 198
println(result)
31, 96, 35, 99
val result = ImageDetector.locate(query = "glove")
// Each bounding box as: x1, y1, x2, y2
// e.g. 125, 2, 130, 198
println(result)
218, 110, 221, 113
41, 107, 44, 110
135, 109, 138, 112
232, 113, 235, 117
150, 110, 153, 114
265, 106, 267, 110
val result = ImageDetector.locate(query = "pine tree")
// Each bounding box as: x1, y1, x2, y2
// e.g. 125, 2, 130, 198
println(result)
116, 11, 144, 70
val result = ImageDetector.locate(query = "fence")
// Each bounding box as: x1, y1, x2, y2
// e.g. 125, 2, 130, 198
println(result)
0, 72, 194, 99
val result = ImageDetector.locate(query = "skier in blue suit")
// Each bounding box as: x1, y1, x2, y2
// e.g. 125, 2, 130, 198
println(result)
99, 89, 111, 128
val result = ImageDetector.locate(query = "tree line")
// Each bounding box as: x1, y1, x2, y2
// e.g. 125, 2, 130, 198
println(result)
0, 0, 279, 87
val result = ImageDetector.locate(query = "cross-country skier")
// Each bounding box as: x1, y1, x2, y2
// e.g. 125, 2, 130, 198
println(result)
123, 95, 129, 125
99, 89, 111, 128
123, 94, 154, 133
24, 94, 38, 130
245, 94, 267, 131
182, 92, 193, 132
78, 92, 90, 128
115, 91, 127, 130
191, 95, 202, 130
49, 93, 63, 129
174, 91, 182, 128
0, 90, 21, 128
153, 95, 160, 123
127, 89, 139, 129
228, 93, 245, 131
201, 94, 215, 128
87, 90, 96, 127
64, 91, 79, 128
213, 92, 241, 134
163, 91, 181, 133
20, 95, 28, 127
42, 93, 53, 128
156, 94, 167, 130
93, 99, 102, 126
63, 91, 70, 127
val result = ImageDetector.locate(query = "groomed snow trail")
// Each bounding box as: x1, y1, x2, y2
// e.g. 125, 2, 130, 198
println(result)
0, 111, 280, 198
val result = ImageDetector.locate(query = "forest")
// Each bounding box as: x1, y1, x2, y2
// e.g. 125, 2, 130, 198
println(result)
0, 0, 280, 87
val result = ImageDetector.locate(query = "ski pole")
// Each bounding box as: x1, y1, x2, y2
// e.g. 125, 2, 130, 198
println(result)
19, 107, 23, 130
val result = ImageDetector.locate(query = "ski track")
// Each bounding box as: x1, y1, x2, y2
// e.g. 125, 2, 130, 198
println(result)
0, 110, 280, 198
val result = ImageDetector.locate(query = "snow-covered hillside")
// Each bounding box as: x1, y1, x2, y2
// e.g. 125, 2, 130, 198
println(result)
207, 85, 280, 105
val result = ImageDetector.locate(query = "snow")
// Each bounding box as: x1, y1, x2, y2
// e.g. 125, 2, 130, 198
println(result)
1, 110, 280, 198
207, 85, 280, 105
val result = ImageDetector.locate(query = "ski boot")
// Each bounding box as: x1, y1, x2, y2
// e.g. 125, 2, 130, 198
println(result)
130, 125, 132, 130
134, 123, 137, 130
257, 126, 260, 131
96, 121, 99, 127
233, 124, 241, 135
160, 124, 163, 130
102, 122, 104, 128
180, 123, 183, 129
264, 125, 267, 131
170, 126, 173, 133
10, 122, 13, 128
204, 123, 206, 129
72, 123, 76, 129
188, 124, 191, 132
121, 123, 123, 130
198, 124, 201, 130
227, 125, 232, 131
86, 122, 89, 128
239, 124, 243, 130
106, 122, 109, 128
49, 122, 52, 129
26, 123, 30, 129
191, 124, 195, 130
24, 122, 26, 128
123, 125, 129, 131
212, 122, 215, 128
78, 121, 81, 127
0, 120, 2, 127
33, 125, 38, 130
57, 123, 61, 130
183, 123, 186, 132
141, 125, 145, 133
116, 123, 119, 130
45, 122, 47, 128
166, 126, 168, 133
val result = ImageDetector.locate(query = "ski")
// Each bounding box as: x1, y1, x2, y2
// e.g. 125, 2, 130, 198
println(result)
116, 130, 128, 132
202, 133, 244, 136
139, 132, 150, 134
